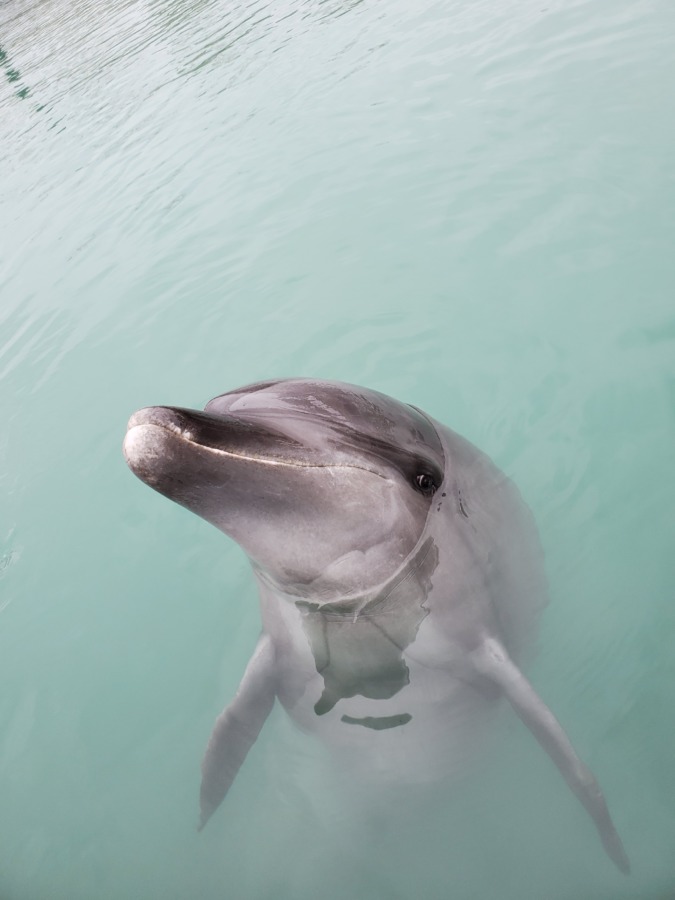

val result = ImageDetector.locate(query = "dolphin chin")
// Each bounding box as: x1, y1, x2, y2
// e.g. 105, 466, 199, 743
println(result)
123, 378, 629, 874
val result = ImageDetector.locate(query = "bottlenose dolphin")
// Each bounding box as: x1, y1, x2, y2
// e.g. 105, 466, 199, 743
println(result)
123, 378, 629, 872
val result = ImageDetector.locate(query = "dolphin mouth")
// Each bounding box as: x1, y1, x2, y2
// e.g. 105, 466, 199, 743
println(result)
123, 406, 388, 476
124, 406, 316, 469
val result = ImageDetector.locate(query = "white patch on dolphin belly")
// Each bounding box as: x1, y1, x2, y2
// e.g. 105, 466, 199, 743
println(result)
296, 674, 498, 787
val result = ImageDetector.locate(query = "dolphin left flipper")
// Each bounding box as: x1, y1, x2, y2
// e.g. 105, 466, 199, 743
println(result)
471, 637, 630, 874
198, 633, 276, 830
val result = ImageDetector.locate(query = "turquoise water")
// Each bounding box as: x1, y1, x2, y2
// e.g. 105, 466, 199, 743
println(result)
1, 0, 674, 896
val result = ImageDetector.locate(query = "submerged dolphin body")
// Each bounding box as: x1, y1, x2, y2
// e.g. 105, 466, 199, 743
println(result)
123, 378, 628, 872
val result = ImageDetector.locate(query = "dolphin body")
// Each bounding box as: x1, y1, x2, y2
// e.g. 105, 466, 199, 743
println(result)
123, 378, 628, 872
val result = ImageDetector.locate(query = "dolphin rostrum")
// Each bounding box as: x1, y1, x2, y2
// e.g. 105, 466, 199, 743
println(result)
122, 378, 629, 873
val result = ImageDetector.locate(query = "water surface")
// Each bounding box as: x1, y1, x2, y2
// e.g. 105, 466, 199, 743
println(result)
1, 0, 674, 897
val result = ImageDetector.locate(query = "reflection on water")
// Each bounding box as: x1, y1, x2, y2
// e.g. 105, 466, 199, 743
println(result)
0, 43, 30, 99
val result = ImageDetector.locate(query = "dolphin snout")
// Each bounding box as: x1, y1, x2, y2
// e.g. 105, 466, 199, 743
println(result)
126, 406, 191, 435
122, 407, 192, 484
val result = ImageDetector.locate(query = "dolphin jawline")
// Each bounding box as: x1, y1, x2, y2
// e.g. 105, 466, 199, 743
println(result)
125, 412, 389, 478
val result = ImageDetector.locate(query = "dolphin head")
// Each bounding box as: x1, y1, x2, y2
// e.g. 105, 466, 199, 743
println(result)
123, 379, 445, 598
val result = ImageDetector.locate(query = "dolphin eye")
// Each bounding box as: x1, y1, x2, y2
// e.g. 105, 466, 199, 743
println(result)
414, 473, 438, 496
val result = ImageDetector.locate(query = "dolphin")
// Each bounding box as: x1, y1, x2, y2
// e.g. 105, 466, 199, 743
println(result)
122, 378, 629, 873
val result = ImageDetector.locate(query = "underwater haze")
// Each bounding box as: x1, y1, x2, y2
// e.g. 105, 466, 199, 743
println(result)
1, 0, 674, 897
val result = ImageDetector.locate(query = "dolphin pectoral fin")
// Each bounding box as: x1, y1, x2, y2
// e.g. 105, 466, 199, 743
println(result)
472, 637, 630, 874
198, 633, 276, 831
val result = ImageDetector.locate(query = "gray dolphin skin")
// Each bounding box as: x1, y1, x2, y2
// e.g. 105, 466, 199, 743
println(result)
122, 378, 629, 873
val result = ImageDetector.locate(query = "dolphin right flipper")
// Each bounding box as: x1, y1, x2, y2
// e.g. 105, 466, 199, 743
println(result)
198, 633, 276, 830
472, 637, 630, 874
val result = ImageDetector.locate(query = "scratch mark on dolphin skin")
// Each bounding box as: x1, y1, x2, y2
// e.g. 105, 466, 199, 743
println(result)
457, 489, 469, 518
341, 713, 412, 730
